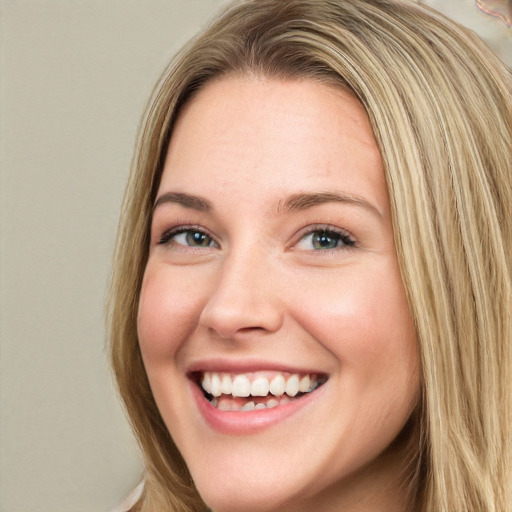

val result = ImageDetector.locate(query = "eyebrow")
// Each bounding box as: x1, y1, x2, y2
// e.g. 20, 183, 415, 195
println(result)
276, 191, 382, 217
152, 190, 381, 217
153, 192, 212, 212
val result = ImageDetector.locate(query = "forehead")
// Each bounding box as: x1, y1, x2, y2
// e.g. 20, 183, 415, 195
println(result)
159, 76, 387, 214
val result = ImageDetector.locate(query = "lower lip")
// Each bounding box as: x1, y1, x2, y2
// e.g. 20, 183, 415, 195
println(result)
190, 380, 326, 435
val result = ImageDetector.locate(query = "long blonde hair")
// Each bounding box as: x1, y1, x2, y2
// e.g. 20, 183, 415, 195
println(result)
108, 1, 512, 510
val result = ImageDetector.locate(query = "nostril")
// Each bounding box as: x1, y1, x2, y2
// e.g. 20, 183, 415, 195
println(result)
238, 326, 267, 333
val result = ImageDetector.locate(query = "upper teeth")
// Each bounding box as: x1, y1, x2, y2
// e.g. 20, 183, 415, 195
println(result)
201, 372, 321, 398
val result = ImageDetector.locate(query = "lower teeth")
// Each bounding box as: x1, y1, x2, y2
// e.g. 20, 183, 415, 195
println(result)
211, 395, 295, 412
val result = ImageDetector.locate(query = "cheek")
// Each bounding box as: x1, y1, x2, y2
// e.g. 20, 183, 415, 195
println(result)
137, 264, 204, 362
293, 265, 419, 390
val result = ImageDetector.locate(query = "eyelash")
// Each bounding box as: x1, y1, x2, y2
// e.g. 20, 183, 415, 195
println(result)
158, 225, 218, 248
156, 225, 356, 251
294, 225, 356, 252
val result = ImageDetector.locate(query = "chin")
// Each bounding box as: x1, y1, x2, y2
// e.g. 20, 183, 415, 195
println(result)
195, 479, 300, 512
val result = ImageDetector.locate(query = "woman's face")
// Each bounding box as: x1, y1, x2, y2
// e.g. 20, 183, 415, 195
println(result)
138, 77, 420, 512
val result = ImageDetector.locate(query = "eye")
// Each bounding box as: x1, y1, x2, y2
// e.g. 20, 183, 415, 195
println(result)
158, 227, 218, 248
296, 228, 355, 251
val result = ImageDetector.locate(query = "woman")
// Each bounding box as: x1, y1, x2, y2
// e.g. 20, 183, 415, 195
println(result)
108, 0, 512, 510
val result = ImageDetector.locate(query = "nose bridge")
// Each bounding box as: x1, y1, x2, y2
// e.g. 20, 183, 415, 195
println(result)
199, 241, 283, 339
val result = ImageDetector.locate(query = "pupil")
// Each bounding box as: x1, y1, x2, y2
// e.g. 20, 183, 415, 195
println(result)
314, 232, 338, 249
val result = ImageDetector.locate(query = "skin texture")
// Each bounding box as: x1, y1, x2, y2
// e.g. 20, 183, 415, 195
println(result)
137, 76, 420, 512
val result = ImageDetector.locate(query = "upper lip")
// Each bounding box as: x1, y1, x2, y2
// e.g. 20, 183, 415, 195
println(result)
186, 358, 327, 376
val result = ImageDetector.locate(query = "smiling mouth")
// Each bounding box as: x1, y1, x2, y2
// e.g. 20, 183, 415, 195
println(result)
193, 371, 328, 412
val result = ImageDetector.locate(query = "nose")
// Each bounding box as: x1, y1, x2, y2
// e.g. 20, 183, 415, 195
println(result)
198, 247, 284, 341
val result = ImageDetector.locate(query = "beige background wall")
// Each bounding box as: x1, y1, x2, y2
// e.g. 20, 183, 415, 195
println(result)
0, 2, 509, 512
0, 2, 230, 511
